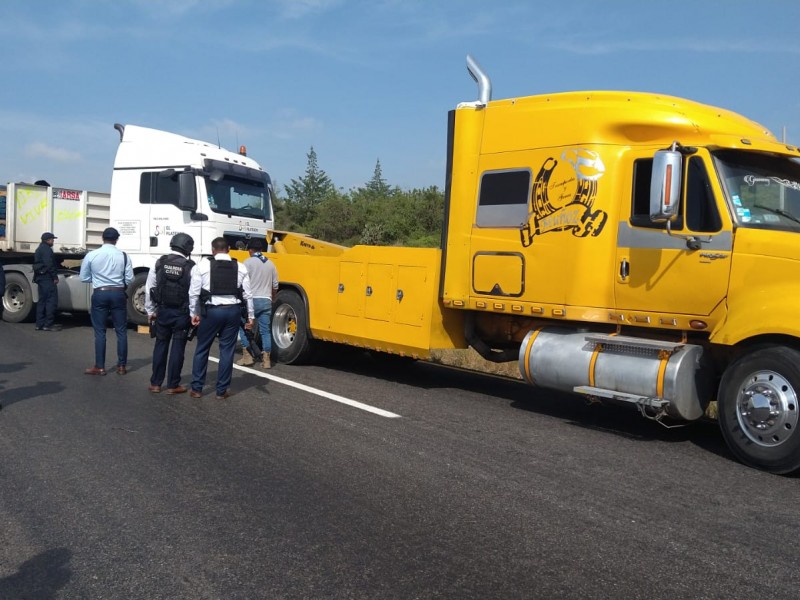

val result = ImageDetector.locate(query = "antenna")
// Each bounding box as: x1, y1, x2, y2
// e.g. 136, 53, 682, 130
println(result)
216, 126, 221, 149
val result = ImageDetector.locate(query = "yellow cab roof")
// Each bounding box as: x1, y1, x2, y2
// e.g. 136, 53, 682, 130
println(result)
473, 90, 789, 155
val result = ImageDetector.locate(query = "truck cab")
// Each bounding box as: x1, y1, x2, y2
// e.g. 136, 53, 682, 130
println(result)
109, 124, 274, 324
441, 61, 800, 473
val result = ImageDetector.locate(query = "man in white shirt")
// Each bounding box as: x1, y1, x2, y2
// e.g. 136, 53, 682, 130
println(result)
188, 237, 254, 400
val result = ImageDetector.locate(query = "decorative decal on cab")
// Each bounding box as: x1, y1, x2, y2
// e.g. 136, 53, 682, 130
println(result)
520, 148, 608, 247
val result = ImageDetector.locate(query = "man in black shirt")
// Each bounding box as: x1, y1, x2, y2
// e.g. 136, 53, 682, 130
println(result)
33, 232, 60, 331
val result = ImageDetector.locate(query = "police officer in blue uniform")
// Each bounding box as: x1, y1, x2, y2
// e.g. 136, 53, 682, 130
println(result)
33, 231, 60, 331
145, 233, 195, 394
188, 237, 254, 400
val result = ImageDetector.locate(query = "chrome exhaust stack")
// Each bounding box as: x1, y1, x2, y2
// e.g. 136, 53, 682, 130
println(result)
466, 54, 492, 106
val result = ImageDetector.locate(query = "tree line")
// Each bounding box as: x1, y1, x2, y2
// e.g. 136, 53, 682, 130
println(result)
274, 147, 445, 248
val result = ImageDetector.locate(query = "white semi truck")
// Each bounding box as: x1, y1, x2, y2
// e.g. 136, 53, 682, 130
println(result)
0, 124, 274, 325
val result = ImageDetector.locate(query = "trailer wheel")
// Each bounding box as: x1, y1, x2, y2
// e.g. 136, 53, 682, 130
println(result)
126, 272, 149, 326
3, 272, 35, 323
718, 346, 800, 474
271, 289, 313, 364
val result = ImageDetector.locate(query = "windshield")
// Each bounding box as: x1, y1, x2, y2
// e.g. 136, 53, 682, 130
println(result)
206, 174, 272, 221
713, 149, 800, 231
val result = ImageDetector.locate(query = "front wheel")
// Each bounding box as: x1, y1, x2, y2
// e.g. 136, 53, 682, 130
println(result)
126, 272, 149, 326
3, 272, 35, 323
271, 289, 313, 364
718, 346, 800, 474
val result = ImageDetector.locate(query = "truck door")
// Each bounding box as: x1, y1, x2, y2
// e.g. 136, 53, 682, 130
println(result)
614, 152, 732, 316
139, 171, 205, 254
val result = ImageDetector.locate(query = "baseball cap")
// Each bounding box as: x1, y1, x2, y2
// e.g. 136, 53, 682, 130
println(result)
41, 232, 57, 241
102, 227, 120, 240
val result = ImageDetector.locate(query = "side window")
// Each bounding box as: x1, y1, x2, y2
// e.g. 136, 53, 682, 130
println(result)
631, 158, 685, 229
139, 172, 180, 206
476, 169, 531, 227
685, 156, 722, 232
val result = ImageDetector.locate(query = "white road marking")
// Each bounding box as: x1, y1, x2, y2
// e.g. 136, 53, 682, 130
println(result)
209, 357, 402, 418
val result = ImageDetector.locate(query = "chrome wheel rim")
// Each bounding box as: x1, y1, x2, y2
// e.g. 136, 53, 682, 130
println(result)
736, 370, 798, 447
272, 303, 297, 349
5, 282, 27, 315
132, 284, 146, 314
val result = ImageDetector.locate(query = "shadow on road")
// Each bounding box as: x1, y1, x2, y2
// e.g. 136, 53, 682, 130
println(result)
0, 361, 31, 375
307, 348, 736, 465
0, 380, 66, 410
0, 547, 72, 599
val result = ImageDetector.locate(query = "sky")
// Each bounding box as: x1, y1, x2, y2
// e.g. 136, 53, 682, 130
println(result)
2, 0, 800, 196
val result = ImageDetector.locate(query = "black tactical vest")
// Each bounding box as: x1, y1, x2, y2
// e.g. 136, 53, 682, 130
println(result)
153, 254, 194, 309
208, 257, 240, 296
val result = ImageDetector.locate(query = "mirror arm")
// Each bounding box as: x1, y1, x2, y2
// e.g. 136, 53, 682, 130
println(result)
665, 221, 712, 250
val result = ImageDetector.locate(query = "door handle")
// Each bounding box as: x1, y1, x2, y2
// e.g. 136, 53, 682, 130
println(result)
619, 258, 630, 281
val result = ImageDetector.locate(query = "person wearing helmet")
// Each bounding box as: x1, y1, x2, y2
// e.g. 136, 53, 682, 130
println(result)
144, 232, 196, 394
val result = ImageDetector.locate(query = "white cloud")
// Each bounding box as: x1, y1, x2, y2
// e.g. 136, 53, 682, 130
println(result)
273, 0, 341, 20
548, 37, 800, 56
271, 109, 323, 140
128, 0, 236, 18
24, 142, 82, 162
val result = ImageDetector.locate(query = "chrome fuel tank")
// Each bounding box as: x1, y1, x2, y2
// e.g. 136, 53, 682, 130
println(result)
518, 328, 711, 420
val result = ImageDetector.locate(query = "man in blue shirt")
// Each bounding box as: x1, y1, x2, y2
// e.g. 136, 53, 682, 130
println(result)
79, 227, 134, 376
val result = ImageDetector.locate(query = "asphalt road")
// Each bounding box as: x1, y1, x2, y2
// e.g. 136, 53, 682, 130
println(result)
0, 314, 798, 600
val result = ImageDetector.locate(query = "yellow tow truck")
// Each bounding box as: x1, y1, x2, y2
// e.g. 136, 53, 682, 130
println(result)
250, 56, 800, 474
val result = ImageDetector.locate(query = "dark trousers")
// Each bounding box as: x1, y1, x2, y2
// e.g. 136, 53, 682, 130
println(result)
191, 305, 240, 395
90, 290, 127, 369
151, 307, 190, 389
35, 278, 58, 328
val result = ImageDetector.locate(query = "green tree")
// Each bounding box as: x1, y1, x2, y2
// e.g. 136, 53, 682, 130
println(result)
284, 147, 334, 228
270, 179, 293, 231
308, 190, 364, 245
365, 159, 390, 197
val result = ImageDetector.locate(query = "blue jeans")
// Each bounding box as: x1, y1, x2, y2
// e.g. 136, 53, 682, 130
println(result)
90, 290, 128, 369
192, 304, 240, 395
238, 298, 273, 353
151, 306, 190, 389
36, 278, 58, 328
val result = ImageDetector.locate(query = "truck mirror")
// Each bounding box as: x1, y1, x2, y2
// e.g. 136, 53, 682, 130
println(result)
177, 170, 197, 211
650, 150, 682, 222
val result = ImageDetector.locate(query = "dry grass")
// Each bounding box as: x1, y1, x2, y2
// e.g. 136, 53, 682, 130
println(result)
429, 347, 522, 380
